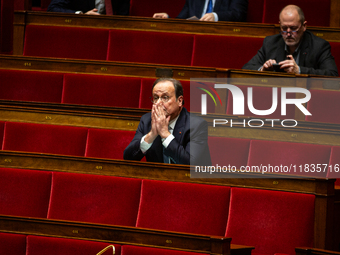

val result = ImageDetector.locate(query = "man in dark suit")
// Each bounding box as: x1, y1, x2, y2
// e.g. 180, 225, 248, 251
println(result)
47, 0, 129, 15
153, 0, 248, 22
243, 5, 338, 76
124, 78, 211, 166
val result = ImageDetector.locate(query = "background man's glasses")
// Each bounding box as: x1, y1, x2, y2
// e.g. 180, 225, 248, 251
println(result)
280, 25, 302, 35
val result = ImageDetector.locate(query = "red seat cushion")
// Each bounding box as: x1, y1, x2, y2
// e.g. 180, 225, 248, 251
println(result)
0, 232, 26, 255
208, 137, 250, 169
226, 187, 315, 255
107, 30, 194, 66
262, 0, 330, 26
62, 74, 141, 108
0, 69, 64, 103
192, 35, 264, 69
85, 129, 135, 160
226, 85, 296, 119
3, 122, 88, 156
0, 167, 52, 218
247, 140, 332, 178
48, 172, 142, 226
26, 235, 121, 255
122, 245, 200, 255
136, 180, 230, 236
23, 25, 109, 60
306, 89, 340, 124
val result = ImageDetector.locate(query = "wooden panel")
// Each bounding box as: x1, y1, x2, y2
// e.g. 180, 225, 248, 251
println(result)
0, 215, 232, 255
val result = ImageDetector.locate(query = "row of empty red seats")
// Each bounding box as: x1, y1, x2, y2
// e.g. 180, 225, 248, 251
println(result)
0, 120, 339, 182
22, 25, 265, 69
0, 167, 315, 255
2, 68, 340, 123
0, 232, 201, 255
0, 69, 214, 113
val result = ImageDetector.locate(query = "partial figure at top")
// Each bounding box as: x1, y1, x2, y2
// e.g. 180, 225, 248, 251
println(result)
243, 5, 338, 76
47, 0, 129, 16
153, 0, 248, 22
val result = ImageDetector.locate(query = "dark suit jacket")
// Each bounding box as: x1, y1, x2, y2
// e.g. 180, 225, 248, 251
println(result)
47, 0, 129, 15
177, 0, 248, 22
124, 108, 212, 166
242, 30, 338, 76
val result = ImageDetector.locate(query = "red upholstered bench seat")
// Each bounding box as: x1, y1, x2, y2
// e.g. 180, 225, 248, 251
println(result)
2, 122, 89, 156
0, 69, 64, 103
0, 232, 26, 255
47, 172, 142, 226
23, 25, 109, 60
136, 179, 231, 236
247, 140, 332, 178
0, 167, 52, 218
306, 89, 340, 124
0, 166, 318, 255
208, 136, 250, 169
226, 187, 315, 255
107, 30, 194, 66
192, 35, 264, 69
62, 74, 142, 108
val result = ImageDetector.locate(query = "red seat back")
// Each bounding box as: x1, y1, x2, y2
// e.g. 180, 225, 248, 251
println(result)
0, 167, 52, 218
48, 172, 142, 226
85, 129, 135, 160
226, 187, 315, 255
247, 140, 331, 178
306, 89, 340, 124
107, 30, 194, 66
62, 74, 141, 108
0, 69, 64, 103
23, 25, 109, 60
208, 137, 250, 169
247, 0, 265, 23
192, 35, 264, 69
0, 121, 5, 149
136, 180, 230, 236
0, 232, 26, 255
3, 122, 88, 156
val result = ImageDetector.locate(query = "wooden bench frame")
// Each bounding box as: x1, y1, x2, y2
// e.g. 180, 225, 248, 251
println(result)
0, 150, 335, 251
12, 10, 340, 57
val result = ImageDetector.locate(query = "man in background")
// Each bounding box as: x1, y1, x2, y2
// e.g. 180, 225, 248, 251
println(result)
243, 5, 338, 76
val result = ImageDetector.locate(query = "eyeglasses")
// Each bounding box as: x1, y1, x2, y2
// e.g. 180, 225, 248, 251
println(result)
150, 96, 171, 104
280, 25, 302, 35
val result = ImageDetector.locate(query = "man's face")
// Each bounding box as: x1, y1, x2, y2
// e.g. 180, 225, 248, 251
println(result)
279, 9, 306, 48
152, 81, 183, 121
